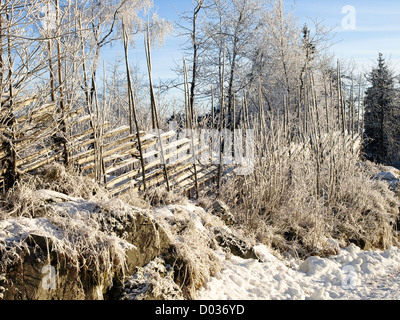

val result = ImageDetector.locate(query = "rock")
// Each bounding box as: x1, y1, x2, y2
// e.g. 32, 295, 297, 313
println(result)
373, 171, 399, 193
120, 257, 184, 300
51, 197, 172, 282
1, 234, 87, 300
211, 201, 236, 226
214, 228, 257, 260
0, 195, 172, 300
93, 208, 172, 276
86, 204, 172, 299
325, 238, 340, 256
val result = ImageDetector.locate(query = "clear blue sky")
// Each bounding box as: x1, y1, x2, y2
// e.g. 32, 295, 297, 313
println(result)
290, 0, 400, 73
103, 0, 400, 86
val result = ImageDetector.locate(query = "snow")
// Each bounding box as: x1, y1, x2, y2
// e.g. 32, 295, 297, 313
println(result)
35, 189, 99, 219
35, 189, 83, 203
153, 204, 212, 233
0, 217, 64, 243
0, 192, 136, 258
196, 243, 400, 300
152, 200, 400, 301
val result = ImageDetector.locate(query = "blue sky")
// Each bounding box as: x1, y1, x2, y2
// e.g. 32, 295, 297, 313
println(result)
289, 0, 400, 73
103, 0, 400, 86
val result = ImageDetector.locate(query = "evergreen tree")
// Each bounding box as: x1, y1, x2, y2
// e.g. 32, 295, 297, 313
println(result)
363, 53, 400, 165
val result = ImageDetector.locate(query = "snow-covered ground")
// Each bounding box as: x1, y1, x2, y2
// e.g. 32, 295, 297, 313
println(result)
3, 189, 400, 301
151, 199, 400, 301
196, 243, 400, 300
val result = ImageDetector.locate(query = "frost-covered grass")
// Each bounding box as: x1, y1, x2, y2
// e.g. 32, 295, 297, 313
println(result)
1, 160, 399, 301
220, 130, 400, 258
151, 203, 225, 299
0, 163, 108, 219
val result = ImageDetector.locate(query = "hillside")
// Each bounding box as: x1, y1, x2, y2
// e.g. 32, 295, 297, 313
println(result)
1, 163, 400, 300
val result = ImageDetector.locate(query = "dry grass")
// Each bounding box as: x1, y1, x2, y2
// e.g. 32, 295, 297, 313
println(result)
30, 163, 107, 199
151, 203, 223, 299
118, 188, 151, 210
0, 163, 109, 219
144, 186, 186, 207
220, 126, 400, 258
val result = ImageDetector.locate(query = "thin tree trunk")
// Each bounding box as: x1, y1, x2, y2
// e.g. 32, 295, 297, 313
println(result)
184, 58, 199, 198
217, 45, 226, 192
189, 0, 204, 126
55, 0, 69, 165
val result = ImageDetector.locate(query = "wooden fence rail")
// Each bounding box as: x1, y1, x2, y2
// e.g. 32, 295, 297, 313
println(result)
0, 96, 227, 197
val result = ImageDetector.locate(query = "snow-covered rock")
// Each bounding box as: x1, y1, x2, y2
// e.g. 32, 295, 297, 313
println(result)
373, 170, 400, 193
0, 191, 172, 300
214, 227, 258, 260
120, 258, 184, 300
210, 200, 236, 226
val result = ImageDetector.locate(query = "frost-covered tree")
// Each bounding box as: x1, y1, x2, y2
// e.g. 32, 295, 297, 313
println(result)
191, 0, 265, 123
363, 53, 400, 165
77, 0, 172, 103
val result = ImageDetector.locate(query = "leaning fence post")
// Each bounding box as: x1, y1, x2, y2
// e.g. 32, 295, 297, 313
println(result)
6, 6, 17, 189
145, 27, 170, 192
183, 58, 199, 198
123, 20, 147, 191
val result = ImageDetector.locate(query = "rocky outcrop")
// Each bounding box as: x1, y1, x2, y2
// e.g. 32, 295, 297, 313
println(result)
214, 227, 258, 260
120, 257, 184, 300
208, 200, 258, 260
93, 205, 172, 298
0, 234, 87, 300
0, 191, 172, 300
93, 206, 171, 276
210, 200, 236, 226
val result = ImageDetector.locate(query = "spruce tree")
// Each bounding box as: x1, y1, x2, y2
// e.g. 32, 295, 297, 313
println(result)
363, 53, 399, 165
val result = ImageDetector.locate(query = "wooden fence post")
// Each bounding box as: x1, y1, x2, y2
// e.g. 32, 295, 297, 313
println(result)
122, 20, 147, 191
145, 27, 170, 192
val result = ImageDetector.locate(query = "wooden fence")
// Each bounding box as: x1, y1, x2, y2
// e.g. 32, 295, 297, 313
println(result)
0, 95, 229, 197
0, 92, 362, 198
